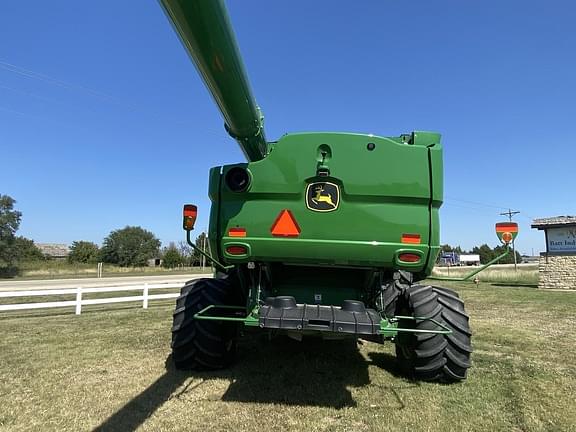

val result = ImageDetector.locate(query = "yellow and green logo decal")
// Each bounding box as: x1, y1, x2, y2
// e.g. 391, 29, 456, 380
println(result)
306, 182, 340, 212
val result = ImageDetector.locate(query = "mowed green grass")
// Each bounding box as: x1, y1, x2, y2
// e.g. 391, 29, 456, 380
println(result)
1, 283, 575, 432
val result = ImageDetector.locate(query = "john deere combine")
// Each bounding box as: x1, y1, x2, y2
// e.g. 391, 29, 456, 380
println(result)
161, 0, 472, 382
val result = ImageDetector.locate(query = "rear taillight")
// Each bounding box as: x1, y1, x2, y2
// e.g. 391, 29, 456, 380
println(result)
226, 245, 247, 255
398, 253, 421, 263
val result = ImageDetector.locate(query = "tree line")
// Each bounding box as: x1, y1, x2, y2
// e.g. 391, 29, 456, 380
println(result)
0, 195, 45, 276
67, 230, 210, 268
0, 194, 209, 277
440, 243, 522, 264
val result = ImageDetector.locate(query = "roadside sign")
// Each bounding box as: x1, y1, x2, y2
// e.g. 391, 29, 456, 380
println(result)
495, 222, 519, 244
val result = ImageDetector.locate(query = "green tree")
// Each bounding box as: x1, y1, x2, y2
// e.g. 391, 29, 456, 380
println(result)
162, 243, 183, 268
0, 194, 22, 276
68, 241, 100, 264
177, 240, 194, 266
13, 236, 44, 262
100, 226, 160, 267
440, 244, 451, 253
493, 244, 522, 265
440, 244, 463, 254
472, 244, 495, 264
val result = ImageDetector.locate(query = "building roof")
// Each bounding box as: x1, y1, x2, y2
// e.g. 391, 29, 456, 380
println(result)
531, 216, 576, 229
37, 243, 70, 258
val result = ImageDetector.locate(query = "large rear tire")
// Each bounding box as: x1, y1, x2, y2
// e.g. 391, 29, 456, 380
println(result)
379, 271, 412, 318
395, 285, 472, 382
171, 275, 242, 370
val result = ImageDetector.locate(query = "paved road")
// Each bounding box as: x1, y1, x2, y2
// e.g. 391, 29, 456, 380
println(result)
0, 274, 212, 292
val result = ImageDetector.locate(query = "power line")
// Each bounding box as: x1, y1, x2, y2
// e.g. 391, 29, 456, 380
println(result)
0, 60, 118, 103
0, 59, 229, 140
442, 202, 499, 215
445, 195, 510, 211
0, 83, 62, 104
445, 196, 537, 222
500, 209, 520, 222
0, 105, 29, 117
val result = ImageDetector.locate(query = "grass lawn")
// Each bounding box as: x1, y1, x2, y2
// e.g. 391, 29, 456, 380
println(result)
1, 282, 575, 431
432, 264, 539, 286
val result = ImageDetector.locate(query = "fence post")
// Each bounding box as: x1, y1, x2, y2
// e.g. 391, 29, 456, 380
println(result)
143, 283, 149, 309
75, 287, 82, 315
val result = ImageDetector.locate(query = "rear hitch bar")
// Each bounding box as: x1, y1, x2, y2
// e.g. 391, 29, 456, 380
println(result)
380, 315, 452, 337
193, 303, 453, 337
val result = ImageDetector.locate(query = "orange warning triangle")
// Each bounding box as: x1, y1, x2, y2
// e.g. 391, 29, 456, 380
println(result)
271, 209, 301, 237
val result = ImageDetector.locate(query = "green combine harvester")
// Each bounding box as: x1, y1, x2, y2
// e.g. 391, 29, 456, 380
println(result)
160, 0, 472, 382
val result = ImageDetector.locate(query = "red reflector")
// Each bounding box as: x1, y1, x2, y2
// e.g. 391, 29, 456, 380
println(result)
401, 234, 421, 244
226, 245, 247, 255
228, 227, 246, 237
399, 253, 421, 263
271, 210, 301, 237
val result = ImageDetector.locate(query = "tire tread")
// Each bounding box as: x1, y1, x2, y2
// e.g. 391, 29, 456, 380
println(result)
395, 284, 472, 382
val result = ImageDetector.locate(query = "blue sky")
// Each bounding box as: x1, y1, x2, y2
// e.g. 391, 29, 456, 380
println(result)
1, 1, 574, 255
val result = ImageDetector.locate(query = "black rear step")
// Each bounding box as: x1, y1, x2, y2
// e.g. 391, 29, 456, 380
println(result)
259, 296, 381, 335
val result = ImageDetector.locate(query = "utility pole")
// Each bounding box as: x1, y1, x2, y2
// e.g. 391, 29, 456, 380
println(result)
201, 231, 206, 272
500, 209, 520, 271
200, 228, 210, 272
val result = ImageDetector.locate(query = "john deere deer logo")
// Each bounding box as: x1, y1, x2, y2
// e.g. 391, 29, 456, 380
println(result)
306, 182, 340, 212
313, 186, 336, 207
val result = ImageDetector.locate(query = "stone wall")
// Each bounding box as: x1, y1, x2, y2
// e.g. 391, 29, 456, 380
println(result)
538, 254, 576, 290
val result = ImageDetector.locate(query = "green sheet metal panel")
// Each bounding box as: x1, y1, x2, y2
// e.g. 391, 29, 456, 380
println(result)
210, 132, 442, 273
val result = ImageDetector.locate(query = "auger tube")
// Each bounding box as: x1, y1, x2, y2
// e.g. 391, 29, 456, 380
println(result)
160, 0, 267, 161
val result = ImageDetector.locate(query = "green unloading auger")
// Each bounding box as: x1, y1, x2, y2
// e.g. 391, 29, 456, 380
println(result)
160, 0, 268, 162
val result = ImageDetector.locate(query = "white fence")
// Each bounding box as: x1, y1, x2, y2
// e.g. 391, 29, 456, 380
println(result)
0, 283, 183, 315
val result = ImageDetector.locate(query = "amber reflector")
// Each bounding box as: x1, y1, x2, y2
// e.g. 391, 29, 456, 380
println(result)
228, 227, 246, 237
271, 210, 301, 237
226, 245, 247, 255
401, 233, 421, 244
399, 253, 420, 263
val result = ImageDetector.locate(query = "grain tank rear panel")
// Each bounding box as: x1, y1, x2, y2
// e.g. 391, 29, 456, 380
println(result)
209, 131, 442, 276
